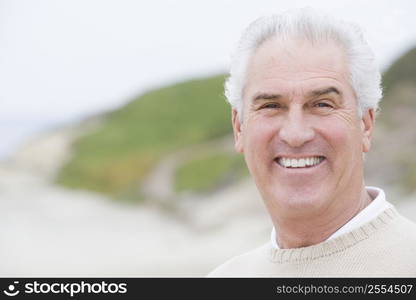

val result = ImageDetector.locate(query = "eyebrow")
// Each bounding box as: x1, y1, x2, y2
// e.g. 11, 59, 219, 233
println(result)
252, 93, 282, 102
252, 86, 342, 103
307, 86, 342, 98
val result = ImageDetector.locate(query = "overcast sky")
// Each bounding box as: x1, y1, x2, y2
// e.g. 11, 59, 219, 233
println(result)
1, 0, 416, 159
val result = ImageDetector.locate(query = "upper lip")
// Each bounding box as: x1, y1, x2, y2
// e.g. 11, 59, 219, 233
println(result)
274, 155, 326, 159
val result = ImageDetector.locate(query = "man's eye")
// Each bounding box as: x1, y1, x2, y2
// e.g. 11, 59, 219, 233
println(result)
315, 102, 333, 108
261, 103, 280, 109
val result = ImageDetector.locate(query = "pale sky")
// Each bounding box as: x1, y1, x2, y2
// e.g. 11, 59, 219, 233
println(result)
1, 0, 415, 159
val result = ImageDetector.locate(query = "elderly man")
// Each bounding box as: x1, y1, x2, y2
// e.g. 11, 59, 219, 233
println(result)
208, 9, 416, 277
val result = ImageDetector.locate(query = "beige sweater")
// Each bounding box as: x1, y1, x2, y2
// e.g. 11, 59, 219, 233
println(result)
208, 207, 416, 277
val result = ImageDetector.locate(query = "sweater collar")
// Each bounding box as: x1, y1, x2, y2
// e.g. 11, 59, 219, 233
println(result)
270, 207, 399, 263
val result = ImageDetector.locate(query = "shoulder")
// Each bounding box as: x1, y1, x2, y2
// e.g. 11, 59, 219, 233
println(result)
374, 209, 416, 254
206, 243, 271, 277
391, 213, 416, 239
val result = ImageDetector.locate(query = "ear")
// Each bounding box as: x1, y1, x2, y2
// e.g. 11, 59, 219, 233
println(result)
361, 108, 375, 153
231, 108, 244, 153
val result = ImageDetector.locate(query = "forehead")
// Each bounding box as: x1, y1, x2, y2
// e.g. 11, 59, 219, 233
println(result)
244, 37, 352, 100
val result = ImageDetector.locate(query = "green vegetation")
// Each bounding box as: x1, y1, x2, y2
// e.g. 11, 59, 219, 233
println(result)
382, 47, 416, 95
56, 45, 416, 201
56, 74, 234, 199
174, 152, 248, 193
366, 46, 416, 194
379, 47, 416, 127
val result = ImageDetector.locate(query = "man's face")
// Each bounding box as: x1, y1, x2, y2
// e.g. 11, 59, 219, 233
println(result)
232, 38, 375, 217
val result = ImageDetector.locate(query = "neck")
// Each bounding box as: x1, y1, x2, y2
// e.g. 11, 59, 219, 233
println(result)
273, 184, 372, 249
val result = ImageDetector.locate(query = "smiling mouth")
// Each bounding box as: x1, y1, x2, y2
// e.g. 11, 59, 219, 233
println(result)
275, 156, 326, 168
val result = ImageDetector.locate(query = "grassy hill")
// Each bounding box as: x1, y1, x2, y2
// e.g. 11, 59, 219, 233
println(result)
365, 46, 416, 195
382, 47, 416, 96
56, 74, 247, 201
56, 46, 416, 202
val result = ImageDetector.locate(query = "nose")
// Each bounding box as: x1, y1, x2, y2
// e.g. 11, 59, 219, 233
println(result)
278, 107, 315, 147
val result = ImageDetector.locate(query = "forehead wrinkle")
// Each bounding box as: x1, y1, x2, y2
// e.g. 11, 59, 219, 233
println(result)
245, 38, 350, 86
244, 42, 353, 109
248, 78, 345, 104
307, 86, 342, 98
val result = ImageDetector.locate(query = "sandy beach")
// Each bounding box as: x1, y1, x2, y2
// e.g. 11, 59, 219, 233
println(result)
0, 161, 271, 276
1, 128, 415, 277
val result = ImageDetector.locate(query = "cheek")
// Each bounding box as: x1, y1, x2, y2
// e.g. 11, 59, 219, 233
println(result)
242, 118, 276, 165
319, 117, 362, 160
243, 117, 276, 148
323, 123, 348, 145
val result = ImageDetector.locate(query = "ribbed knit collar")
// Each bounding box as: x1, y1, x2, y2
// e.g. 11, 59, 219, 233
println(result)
271, 186, 391, 249
270, 207, 399, 263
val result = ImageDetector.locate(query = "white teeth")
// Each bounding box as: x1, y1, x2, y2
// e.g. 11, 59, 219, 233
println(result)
277, 156, 324, 168
291, 159, 298, 167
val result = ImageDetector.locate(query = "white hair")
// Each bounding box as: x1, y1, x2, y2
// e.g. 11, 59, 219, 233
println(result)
225, 8, 382, 120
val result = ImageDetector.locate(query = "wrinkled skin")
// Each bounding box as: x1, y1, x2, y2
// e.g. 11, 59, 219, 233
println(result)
232, 38, 375, 248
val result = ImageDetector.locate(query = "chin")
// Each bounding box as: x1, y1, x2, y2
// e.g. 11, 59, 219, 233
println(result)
266, 186, 328, 215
